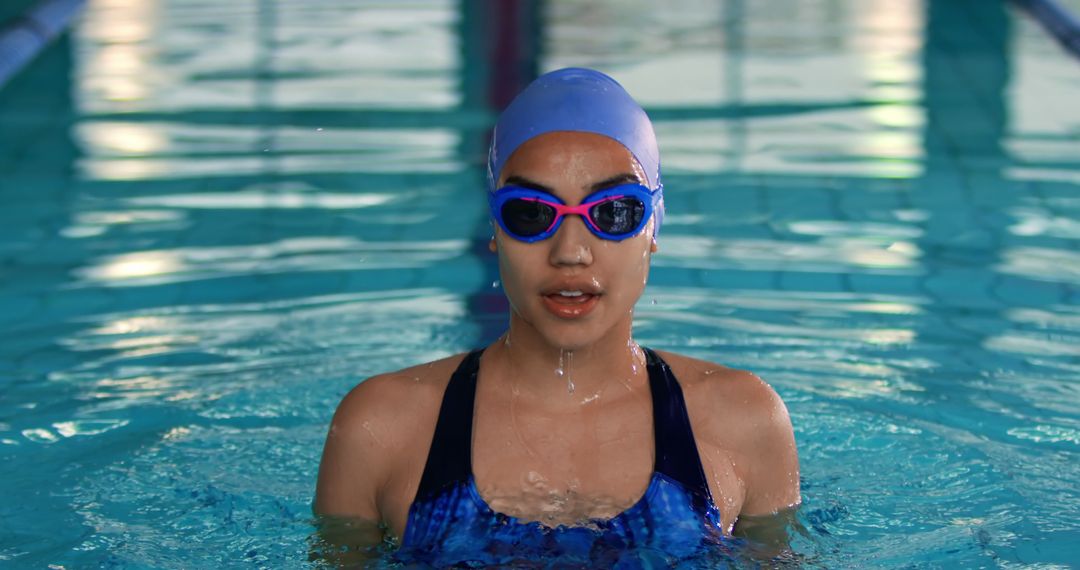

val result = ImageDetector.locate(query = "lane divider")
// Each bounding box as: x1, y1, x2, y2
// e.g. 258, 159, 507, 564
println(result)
1012, 0, 1080, 59
0, 0, 86, 89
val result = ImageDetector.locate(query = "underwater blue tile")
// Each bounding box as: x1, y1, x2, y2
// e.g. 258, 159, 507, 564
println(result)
778, 270, 847, 293
413, 255, 486, 291
649, 266, 706, 289
922, 268, 1000, 310
992, 274, 1067, 308
1067, 287, 1080, 307
0, 174, 68, 199
763, 186, 837, 220
698, 268, 777, 292
847, 272, 925, 297
922, 226, 998, 253
98, 281, 185, 314
174, 274, 275, 306
689, 223, 774, 240
967, 183, 1029, 211
0, 291, 44, 327
908, 185, 972, 211
836, 192, 905, 224
344, 266, 422, 293
683, 184, 761, 215
38, 287, 117, 324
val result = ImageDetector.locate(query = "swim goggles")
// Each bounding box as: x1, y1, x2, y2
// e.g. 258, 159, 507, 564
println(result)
488, 183, 663, 243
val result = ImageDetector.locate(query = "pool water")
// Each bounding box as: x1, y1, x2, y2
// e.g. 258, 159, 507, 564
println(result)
1, 0, 1078, 567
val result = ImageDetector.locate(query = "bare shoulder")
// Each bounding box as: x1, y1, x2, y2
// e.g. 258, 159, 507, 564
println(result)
331, 353, 465, 436
655, 350, 784, 420
314, 352, 468, 517
655, 350, 800, 515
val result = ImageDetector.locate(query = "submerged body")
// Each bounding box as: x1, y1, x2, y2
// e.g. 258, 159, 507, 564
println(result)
314, 68, 800, 565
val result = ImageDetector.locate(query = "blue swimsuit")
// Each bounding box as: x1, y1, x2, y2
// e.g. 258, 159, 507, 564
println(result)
392, 348, 730, 568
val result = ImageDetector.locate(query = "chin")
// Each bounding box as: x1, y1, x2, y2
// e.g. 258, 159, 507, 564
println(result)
544, 333, 594, 352
537, 319, 614, 352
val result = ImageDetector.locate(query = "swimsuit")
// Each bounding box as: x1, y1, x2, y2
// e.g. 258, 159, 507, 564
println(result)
393, 348, 727, 568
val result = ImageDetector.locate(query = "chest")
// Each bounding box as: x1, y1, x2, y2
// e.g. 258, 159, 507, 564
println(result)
381, 380, 746, 538
470, 398, 655, 526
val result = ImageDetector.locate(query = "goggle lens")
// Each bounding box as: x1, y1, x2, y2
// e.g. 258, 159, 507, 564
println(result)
590, 197, 645, 235
501, 199, 556, 237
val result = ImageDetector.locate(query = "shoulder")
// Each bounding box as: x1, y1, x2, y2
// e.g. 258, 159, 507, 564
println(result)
314, 352, 469, 516
655, 350, 800, 514
656, 350, 786, 426
328, 352, 468, 453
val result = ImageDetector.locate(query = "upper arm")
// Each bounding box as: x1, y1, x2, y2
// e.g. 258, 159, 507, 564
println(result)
314, 374, 401, 520
732, 373, 801, 516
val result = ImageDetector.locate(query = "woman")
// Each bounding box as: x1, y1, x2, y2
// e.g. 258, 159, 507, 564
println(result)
314, 68, 800, 567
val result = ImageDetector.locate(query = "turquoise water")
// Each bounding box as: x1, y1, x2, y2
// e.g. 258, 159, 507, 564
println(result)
1, 0, 1078, 567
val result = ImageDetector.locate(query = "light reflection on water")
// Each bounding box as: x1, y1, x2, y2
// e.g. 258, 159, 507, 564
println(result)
70, 237, 468, 286
0, 0, 1078, 568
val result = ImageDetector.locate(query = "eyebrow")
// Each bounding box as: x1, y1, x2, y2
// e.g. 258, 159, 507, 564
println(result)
502, 173, 643, 193
589, 173, 643, 191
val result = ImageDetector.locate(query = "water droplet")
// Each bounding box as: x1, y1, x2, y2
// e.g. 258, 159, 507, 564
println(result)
492, 280, 500, 288
565, 351, 575, 394
651, 298, 657, 305
316, 127, 324, 132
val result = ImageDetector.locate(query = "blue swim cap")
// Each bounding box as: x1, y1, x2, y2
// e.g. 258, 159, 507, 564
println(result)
487, 68, 662, 193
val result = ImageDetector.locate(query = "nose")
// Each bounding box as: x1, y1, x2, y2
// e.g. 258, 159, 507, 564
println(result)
549, 214, 594, 267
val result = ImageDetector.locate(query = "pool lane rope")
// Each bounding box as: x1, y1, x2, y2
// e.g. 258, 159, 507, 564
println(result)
1012, 0, 1080, 59
0, 0, 86, 89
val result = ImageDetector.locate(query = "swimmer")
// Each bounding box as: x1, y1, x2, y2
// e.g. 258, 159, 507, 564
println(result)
313, 68, 800, 566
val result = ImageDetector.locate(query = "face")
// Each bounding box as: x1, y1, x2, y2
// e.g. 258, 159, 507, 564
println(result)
491, 131, 658, 351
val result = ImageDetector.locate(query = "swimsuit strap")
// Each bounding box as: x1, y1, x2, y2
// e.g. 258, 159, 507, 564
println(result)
642, 347, 716, 507
414, 349, 484, 500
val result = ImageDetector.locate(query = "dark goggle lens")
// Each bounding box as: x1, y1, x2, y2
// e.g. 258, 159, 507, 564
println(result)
502, 199, 556, 237
590, 197, 645, 235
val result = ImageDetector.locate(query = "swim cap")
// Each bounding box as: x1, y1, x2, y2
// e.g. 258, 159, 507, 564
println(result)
487, 68, 662, 193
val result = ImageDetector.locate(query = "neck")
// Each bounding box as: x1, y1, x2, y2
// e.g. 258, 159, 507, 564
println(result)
483, 313, 649, 406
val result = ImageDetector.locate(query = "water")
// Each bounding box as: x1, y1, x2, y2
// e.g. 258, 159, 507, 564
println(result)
1, 0, 1078, 567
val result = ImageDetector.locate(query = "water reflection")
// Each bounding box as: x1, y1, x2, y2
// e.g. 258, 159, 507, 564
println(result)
72, 237, 466, 286
655, 235, 921, 272
125, 190, 394, 209
996, 246, 1080, 285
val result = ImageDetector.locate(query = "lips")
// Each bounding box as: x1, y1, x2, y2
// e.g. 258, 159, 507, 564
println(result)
540, 282, 602, 319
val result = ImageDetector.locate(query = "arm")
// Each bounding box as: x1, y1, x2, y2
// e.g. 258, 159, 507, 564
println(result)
729, 374, 801, 553
312, 376, 398, 563
738, 376, 800, 516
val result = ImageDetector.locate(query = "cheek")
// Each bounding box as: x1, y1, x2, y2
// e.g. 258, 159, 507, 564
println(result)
495, 243, 538, 306
604, 241, 653, 303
